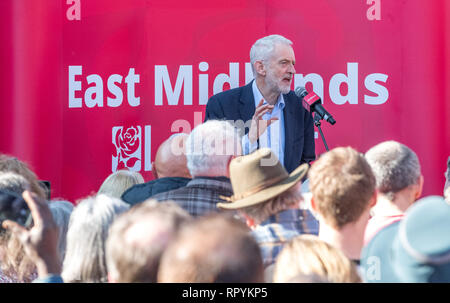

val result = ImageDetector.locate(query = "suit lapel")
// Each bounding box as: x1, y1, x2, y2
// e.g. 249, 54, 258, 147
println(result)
239, 81, 256, 135
239, 81, 256, 123
283, 93, 296, 170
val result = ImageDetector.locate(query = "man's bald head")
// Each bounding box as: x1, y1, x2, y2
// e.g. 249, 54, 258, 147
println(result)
152, 134, 191, 179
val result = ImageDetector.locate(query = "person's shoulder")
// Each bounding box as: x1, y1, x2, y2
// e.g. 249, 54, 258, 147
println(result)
152, 177, 190, 193
151, 181, 191, 200
283, 90, 301, 102
365, 215, 403, 245
122, 179, 158, 195
209, 82, 251, 102
154, 176, 191, 186
150, 190, 171, 202
205, 83, 252, 119
121, 177, 189, 203
120, 179, 159, 204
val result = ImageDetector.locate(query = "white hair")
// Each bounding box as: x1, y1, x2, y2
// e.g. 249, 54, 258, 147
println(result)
61, 194, 129, 282
250, 34, 293, 76
98, 170, 144, 199
365, 141, 421, 200
186, 120, 241, 177
48, 200, 74, 262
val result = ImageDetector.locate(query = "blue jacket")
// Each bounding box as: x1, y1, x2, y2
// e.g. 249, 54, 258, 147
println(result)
121, 177, 191, 206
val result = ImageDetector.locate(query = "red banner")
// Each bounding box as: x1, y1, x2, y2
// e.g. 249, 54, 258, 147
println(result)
1, 0, 449, 202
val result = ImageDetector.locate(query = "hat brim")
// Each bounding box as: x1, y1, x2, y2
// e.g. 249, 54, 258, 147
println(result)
217, 163, 309, 210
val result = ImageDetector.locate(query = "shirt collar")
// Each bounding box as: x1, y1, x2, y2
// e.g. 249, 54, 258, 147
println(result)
252, 80, 285, 111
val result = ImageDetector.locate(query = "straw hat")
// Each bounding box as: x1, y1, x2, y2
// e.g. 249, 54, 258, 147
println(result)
217, 148, 308, 209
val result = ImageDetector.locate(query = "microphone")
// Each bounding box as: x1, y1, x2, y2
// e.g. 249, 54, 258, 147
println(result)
295, 87, 336, 125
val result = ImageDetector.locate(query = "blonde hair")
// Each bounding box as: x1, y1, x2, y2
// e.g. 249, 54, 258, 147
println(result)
98, 170, 144, 199
273, 235, 361, 283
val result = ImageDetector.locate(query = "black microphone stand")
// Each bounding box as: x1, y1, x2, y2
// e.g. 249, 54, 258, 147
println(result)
313, 113, 329, 152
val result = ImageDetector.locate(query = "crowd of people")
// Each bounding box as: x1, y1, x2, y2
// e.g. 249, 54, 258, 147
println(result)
0, 34, 449, 284
0, 119, 449, 283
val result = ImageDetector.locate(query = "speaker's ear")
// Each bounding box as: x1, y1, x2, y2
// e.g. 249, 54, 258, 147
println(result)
254, 60, 266, 77
415, 175, 424, 200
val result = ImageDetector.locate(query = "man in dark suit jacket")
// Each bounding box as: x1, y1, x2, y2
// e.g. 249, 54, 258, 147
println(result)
205, 34, 315, 173
121, 134, 191, 205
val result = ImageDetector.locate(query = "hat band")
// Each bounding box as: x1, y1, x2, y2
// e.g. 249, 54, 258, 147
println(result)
222, 174, 287, 202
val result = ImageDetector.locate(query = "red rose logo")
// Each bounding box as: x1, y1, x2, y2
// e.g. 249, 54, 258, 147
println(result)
116, 126, 140, 157
113, 126, 141, 170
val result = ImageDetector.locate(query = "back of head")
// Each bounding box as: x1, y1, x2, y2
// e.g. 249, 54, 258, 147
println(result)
308, 146, 376, 229
62, 194, 129, 282
186, 121, 241, 177
0, 172, 30, 195
48, 200, 74, 262
286, 273, 331, 283
365, 141, 421, 200
0, 154, 46, 199
158, 214, 264, 283
250, 34, 292, 76
273, 234, 361, 283
153, 133, 191, 179
106, 200, 191, 282
239, 183, 303, 224
98, 170, 144, 199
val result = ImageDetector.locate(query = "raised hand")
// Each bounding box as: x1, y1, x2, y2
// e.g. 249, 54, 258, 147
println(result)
248, 99, 279, 144
2, 190, 61, 278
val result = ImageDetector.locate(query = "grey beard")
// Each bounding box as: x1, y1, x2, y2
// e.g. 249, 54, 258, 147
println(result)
266, 78, 290, 96
280, 85, 291, 94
